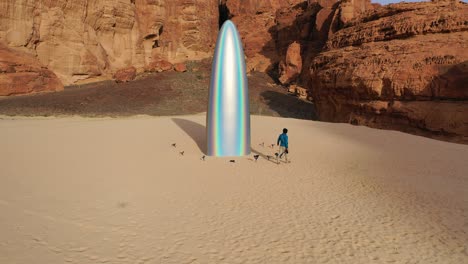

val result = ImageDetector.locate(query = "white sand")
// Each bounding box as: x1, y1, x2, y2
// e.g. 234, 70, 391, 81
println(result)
0, 114, 467, 264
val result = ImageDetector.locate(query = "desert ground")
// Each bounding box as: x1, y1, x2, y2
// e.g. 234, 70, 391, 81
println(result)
1, 114, 467, 264
0, 65, 315, 121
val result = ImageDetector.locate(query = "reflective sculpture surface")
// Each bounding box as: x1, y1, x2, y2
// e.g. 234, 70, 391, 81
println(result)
206, 20, 251, 156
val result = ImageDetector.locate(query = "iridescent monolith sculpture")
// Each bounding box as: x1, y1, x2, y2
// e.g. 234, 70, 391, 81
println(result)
206, 20, 250, 156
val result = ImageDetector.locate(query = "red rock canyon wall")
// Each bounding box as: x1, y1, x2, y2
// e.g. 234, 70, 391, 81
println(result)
1, 0, 467, 142
0, 0, 218, 87
309, 0, 468, 142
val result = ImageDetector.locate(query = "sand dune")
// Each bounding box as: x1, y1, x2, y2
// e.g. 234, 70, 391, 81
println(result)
1, 114, 467, 264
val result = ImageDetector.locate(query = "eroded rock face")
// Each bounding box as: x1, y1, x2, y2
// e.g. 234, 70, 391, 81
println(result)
0, 0, 218, 86
113, 66, 137, 83
174, 63, 187, 72
269, 0, 374, 91
279, 42, 302, 85
339, 0, 374, 24
222, 0, 305, 72
309, 1, 468, 142
145, 60, 173, 73
326, 0, 466, 50
0, 42, 63, 96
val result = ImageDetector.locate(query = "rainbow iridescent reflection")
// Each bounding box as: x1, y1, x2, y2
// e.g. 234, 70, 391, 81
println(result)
206, 20, 251, 156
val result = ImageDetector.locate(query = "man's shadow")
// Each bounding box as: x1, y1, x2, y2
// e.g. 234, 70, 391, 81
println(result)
251, 147, 282, 164
172, 118, 207, 154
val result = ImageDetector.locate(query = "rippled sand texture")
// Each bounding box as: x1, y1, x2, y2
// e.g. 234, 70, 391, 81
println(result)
1, 115, 467, 264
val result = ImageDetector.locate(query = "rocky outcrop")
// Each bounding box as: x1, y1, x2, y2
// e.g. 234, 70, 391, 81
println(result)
271, 0, 375, 89
113, 66, 137, 83
275, 2, 321, 67
174, 63, 187, 72
0, 0, 218, 86
309, 1, 468, 143
279, 42, 302, 84
326, 0, 466, 50
339, 0, 375, 24
145, 60, 173, 73
222, 0, 305, 72
0, 42, 63, 96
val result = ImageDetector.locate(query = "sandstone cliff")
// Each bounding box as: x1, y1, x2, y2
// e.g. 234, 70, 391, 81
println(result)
309, 1, 468, 142
0, 0, 218, 87
0, 0, 368, 90
274, 0, 375, 85
1, 0, 467, 142
0, 42, 63, 96
221, 0, 305, 72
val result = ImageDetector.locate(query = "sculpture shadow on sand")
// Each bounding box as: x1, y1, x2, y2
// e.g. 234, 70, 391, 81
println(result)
172, 118, 207, 155
171, 117, 285, 163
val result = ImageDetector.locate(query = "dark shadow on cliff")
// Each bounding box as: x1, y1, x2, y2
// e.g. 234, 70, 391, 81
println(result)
218, 0, 232, 28
258, 1, 339, 84
422, 60, 468, 100
171, 118, 206, 154
260, 90, 317, 120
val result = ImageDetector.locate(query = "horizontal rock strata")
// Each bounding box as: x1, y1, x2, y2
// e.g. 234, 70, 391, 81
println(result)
0, 0, 218, 86
309, 1, 468, 142
0, 42, 63, 96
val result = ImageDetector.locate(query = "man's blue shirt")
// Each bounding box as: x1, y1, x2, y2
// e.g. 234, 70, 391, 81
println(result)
277, 133, 288, 148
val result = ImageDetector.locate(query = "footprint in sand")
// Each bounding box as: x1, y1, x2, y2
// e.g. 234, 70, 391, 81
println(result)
117, 202, 128, 208
71, 247, 88, 253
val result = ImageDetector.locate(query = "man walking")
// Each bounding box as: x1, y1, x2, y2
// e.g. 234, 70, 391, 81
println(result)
277, 128, 289, 163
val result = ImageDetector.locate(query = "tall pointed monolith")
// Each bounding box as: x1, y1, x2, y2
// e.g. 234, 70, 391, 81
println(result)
206, 20, 250, 156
